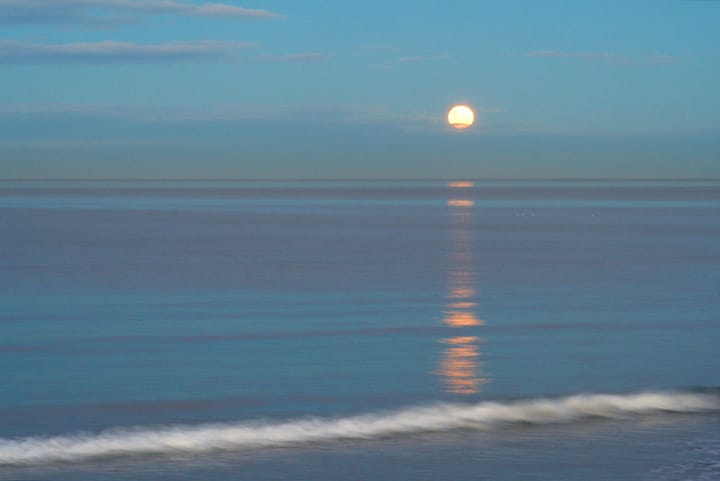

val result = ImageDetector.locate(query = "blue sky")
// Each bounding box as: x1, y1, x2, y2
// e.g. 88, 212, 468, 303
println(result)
1, 0, 718, 179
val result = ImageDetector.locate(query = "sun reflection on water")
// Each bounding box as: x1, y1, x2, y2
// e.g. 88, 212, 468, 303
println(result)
448, 181, 474, 188
439, 336, 483, 394
438, 183, 487, 394
447, 199, 474, 207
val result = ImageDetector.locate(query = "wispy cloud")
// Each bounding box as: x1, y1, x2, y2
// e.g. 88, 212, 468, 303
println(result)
395, 53, 450, 63
372, 52, 450, 70
0, 39, 255, 63
248, 53, 334, 63
189, 3, 284, 19
527, 50, 619, 61
647, 53, 679, 65
0, 0, 286, 26
357, 45, 411, 54
0, 103, 513, 138
526, 50, 678, 66
355, 44, 454, 71
0, 40, 335, 65
0, 103, 444, 128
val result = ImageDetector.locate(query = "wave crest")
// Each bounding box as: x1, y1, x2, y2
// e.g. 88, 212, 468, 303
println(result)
1, 390, 717, 466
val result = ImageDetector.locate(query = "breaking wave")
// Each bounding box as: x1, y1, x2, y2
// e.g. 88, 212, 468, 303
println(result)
1, 390, 718, 466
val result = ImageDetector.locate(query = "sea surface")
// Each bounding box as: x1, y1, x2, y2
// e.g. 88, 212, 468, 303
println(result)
1, 180, 719, 480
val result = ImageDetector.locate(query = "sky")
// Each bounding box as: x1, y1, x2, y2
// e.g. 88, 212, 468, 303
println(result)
0, 0, 718, 179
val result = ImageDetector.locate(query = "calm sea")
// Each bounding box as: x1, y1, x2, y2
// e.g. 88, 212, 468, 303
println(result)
1, 180, 719, 480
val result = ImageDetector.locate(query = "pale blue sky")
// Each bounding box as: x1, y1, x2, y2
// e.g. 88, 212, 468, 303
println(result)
1, 0, 718, 179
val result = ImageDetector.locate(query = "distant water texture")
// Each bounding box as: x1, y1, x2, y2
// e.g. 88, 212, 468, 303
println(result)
1, 180, 719, 481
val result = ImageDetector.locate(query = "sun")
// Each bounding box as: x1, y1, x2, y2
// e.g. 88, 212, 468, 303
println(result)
447, 105, 475, 130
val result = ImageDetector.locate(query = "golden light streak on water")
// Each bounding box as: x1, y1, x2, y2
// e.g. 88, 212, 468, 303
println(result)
438, 190, 487, 394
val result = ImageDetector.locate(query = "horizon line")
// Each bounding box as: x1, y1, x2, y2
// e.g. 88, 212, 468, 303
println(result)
1, 178, 719, 182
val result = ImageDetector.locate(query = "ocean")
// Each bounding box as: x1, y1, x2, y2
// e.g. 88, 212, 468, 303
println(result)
1, 180, 718, 480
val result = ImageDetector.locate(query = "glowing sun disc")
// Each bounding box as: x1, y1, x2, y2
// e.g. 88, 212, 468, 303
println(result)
447, 105, 475, 129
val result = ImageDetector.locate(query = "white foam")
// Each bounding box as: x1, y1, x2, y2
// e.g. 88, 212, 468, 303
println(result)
1, 391, 717, 466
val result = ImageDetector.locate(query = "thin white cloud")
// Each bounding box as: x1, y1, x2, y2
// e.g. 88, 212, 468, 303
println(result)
526, 50, 678, 66
0, 0, 285, 25
248, 53, 334, 63
0, 40, 337, 65
527, 50, 634, 65
0, 103, 443, 127
358, 45, 411, 53
191, 3, 283, 19
395, 53, 450, 63
0, 103, 516, 141
374, 52, 450, 70
0, 39, 255, 63
648, 53, 679, 65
